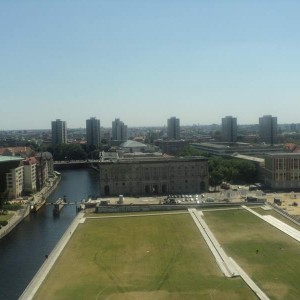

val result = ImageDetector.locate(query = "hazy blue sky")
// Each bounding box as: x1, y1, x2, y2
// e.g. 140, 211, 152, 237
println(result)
1, 0, 300, 129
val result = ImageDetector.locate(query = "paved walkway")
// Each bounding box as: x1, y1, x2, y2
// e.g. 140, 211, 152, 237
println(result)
189, 208, 270, 300
188, 208, 239, 277
242, 205, 300, 243
229, 257, 270, 300
19, 212, 85, 300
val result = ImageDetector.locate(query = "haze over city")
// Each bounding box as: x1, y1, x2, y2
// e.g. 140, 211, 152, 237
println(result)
1, 0, 300, 130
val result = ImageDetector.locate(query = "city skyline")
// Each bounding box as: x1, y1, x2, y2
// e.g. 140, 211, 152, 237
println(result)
1, 1, 300, 130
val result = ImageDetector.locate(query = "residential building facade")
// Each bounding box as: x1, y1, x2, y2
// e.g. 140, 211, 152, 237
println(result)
112, 118, 128, 141
0, 157, 23, 198
222, 116, 237, 142
86, 117, 101, 148
167, 117, 180, 140
6, 166, 24, 199
51, 119, 67, 145
36, 152, 54, 190
259, 115, 277, 145
23, 157, 37, 193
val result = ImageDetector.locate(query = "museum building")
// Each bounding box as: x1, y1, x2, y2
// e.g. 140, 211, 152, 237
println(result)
99, 156, 209, 196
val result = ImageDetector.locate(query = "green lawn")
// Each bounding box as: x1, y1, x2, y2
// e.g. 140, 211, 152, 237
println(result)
34, 214, 255, 300
0, 212, 13, 222
252, 207, 300, 230
203, 209, 300, 300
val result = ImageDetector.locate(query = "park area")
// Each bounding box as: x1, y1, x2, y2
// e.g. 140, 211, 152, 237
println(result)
33, 207, 300, 300
33, 213, 256, 300
203, 208, 300, 300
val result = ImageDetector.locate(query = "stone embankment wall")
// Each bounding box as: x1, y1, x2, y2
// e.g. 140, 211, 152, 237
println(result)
0, 204, 30, 239
0, 175, 61, 240
95, 201, 265, 213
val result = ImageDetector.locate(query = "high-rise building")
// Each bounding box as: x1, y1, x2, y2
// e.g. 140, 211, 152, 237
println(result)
167, 117, 180, 140
51, 119, 67, 146
221, 116, 237, 142
259, 115, 277, 145
86, 117, 101, 148
112, 118, 127, 141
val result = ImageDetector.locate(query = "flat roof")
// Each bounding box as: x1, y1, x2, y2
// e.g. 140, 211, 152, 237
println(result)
192, 142, 283, 150
266, 152, 300, 157
100, 156, 208, 164
233, 154, 265, 163
0, 156, 23, 163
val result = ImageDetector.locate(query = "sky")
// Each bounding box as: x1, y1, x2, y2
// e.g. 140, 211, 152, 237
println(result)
1, 0, 300, 130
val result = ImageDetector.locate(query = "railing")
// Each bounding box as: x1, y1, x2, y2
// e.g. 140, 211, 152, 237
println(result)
267, 202, 300, 227
54, 159, 100, 165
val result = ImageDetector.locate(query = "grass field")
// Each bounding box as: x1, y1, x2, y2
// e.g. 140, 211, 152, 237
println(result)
203, 209, 300, 300
0, 212, 13, 222
34, 214, 256, 300
252, 207, 300, 230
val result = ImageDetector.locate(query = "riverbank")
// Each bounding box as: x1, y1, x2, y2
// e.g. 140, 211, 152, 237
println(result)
0, 175, 61, 240
19, 212, 85, 300
0, 204, 30, 239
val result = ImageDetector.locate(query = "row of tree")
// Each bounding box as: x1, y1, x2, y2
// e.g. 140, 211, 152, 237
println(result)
177, 146, 258, 188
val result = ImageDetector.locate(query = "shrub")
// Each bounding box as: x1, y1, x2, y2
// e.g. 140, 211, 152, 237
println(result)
0, 220, 8, 227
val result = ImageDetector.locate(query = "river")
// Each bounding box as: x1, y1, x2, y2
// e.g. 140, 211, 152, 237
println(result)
0, 168, 100, 300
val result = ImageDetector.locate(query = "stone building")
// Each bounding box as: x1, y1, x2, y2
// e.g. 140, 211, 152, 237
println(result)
99, 156, 209, 196
264, 153, 300, 189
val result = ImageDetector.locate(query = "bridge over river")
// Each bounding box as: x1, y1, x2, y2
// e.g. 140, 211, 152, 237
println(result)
54, 159, 100, 169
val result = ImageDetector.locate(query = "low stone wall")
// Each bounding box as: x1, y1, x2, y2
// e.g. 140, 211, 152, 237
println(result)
0, 204, 30, 239
267, 202, 300, 226
95, 201, 265, 213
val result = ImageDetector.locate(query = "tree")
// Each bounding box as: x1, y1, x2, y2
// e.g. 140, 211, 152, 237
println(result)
177, 145, 209, 157
0, 190, 9, 210
208, 156, 258, 187
51, 144, 88, 160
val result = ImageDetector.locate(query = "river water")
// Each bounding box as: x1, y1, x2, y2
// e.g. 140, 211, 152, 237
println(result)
0, 168, 100, 300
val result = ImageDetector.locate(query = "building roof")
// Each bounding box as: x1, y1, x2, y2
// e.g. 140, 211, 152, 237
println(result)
36, 152, 53, 159
233, 154, 265, 164
266, 152, 300, 157
100, 156, 208, 165
0, 156, 24, 163
0, 146, 33, 156
120, 140, 147, 148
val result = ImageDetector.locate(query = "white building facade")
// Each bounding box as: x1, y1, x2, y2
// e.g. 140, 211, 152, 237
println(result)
6, 166, 24, 199
222, 116, 237, 142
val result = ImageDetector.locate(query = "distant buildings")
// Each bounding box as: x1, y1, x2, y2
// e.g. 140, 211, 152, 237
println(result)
191, 142, 283, 156
222, 116, 237, 142
0, 150, 55, 199
155, 140, 189, 155
112, 118, 127, 141
86, 117, 101, 148
51, 119, 67, 146
259, 115, 277, 145
167, 117, 180, 140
